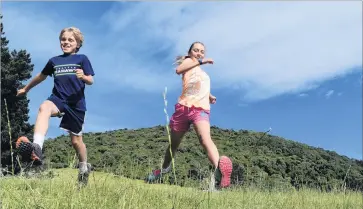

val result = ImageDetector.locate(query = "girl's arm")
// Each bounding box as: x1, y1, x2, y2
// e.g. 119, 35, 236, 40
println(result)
176, 58, 201, 75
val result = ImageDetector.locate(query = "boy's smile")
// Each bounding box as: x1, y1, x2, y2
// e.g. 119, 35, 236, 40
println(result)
60, 31, 78, 54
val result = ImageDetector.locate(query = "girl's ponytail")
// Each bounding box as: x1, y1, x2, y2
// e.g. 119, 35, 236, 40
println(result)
174, 55, 190, 66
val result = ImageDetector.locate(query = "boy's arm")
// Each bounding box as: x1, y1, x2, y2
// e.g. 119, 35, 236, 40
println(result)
79, 55, 95, 85
17, 59, 55, 97
23, 73, 47, 92
17, 73, 47, 97
81, 74, 94, 85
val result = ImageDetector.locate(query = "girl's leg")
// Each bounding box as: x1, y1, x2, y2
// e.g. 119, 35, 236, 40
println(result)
145, 103, 189, 182
161, 130, 186, 169
145, 130, 186, 183
162, 104, 189, 170
193, 120, 219, 168
193, 115, 233, 188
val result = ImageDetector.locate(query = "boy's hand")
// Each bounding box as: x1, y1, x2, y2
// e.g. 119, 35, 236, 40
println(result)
16, 88, 28, 97
75, 69, 85, 80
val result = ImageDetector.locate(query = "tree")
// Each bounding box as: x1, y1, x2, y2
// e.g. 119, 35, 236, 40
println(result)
1, 15, 34, 174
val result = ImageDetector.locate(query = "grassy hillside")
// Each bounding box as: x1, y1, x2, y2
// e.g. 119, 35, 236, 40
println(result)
41, 125, 363, 192
1, 168, 361, 209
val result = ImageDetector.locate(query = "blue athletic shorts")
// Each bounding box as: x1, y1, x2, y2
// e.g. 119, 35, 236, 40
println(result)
47, 94, 85, 136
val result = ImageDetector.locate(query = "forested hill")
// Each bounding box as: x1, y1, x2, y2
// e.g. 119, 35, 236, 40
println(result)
43, 125, 363, 191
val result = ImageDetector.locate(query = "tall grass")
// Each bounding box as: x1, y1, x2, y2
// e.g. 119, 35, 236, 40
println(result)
4, 98, 15, 175
0, 168, 361, 209
162, 86, 177, 185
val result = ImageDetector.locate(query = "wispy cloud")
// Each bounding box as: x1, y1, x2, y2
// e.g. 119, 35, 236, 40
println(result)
325, 90, 335, 99
101, 1, 362, 102
298, 93, 309, 97
237, 103, 249, 107
3, 1, 362, 103
84, 113, 128, 133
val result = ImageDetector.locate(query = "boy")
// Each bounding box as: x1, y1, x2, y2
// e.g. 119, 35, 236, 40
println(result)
16, 27, 95, 186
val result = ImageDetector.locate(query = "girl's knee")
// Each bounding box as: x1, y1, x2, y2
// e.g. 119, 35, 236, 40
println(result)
198, 133, 212, 146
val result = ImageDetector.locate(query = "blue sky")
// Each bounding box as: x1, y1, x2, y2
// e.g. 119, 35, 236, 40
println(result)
3, 1, 362, 160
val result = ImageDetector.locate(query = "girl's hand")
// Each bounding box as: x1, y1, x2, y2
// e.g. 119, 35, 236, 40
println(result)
209, 95, 217, 104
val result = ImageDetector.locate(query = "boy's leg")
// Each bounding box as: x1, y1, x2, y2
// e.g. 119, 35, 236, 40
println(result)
59, 106, 90, 185
70, 133, 91, 186
192, 109, 233, 189
34, 100, 61, 141
70, 134, 87, 166
16, 99, 61, 163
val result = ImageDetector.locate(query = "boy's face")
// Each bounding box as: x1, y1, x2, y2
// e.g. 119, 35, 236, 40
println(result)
60, 31, 78, 54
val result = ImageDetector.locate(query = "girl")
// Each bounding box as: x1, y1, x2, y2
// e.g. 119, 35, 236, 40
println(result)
146, 41, 233, 189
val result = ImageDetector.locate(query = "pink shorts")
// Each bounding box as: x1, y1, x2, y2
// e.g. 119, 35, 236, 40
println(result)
170, 103, 210, 132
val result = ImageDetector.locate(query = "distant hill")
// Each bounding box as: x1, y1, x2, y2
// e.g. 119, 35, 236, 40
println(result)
43, 125, 363, 191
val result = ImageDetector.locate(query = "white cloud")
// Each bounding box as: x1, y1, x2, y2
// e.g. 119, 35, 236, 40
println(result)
325, 90, 335, 99
237, 103, 249, 107
298, 93, 309, 97
3, 1, 362, 103
100, 1, 362, 101
84, 113, 128, 133
337, 92, 343, 96
2, 8, 67, 64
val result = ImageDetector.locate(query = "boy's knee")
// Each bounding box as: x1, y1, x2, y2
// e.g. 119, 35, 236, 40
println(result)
39, 103, 52, 114
39, 101, 59, 116
71, 136, 83, 147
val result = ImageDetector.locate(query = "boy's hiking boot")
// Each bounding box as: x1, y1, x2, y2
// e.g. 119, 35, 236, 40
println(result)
16, 136, 43, 165
78, 163, 92, 187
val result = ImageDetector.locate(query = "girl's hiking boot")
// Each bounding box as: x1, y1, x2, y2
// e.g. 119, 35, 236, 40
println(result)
145, 165, 171, 183
145, 169, 162, 183
215, 156, 233, 188
145, 157, 233, 189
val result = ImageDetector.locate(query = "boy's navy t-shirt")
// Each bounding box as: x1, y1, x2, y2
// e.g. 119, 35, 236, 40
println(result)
41, 54, 95, 111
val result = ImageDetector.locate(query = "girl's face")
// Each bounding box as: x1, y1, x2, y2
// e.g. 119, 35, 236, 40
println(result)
189, 43, 205, 60
60, 31, 78, 54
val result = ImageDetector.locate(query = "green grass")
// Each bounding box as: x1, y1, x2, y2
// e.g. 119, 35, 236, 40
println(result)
1, 168, 362, 209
